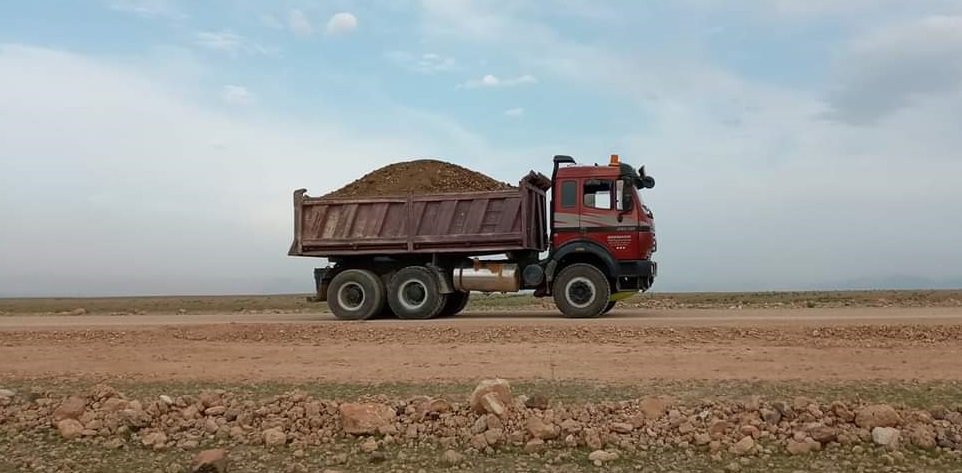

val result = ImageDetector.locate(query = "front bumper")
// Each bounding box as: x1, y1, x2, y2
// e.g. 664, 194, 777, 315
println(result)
615, 260, 657, 292
619, 260, 657, 278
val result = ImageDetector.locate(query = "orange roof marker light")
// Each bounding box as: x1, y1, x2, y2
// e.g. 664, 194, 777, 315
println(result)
609, 154, 620, 166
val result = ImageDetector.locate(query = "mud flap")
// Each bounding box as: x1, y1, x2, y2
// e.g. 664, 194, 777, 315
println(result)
425, 263, 455, 294
312, 267, 332, 302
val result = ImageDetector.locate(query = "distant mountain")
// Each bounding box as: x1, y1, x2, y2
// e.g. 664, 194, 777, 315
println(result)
810, 275, 962, 291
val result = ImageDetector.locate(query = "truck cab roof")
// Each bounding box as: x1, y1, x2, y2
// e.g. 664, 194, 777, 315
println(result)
553, 155, 654, 190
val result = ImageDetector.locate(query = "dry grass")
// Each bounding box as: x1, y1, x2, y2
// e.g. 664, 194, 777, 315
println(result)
3, 376, 961, 410
1, 434, 959, 473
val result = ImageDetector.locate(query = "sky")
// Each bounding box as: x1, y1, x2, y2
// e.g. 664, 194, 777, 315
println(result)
2, 0, 962, 296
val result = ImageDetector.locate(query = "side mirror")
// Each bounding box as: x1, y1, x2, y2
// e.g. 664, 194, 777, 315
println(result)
636, 165, 655, 189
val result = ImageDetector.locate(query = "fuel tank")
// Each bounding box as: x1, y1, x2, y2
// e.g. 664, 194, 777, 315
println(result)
453, 260, 521, 293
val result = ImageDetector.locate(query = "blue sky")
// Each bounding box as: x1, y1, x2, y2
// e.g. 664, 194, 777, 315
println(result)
2, 0, 962, 296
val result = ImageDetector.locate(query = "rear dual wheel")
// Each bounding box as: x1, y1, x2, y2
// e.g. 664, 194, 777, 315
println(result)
439, 290, 470, 317
327, 269, 385, 320
329, 265, 467, 320
388, 266, 448, 319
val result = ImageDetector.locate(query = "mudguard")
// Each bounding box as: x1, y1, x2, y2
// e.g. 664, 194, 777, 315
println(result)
547, 239, 619, 282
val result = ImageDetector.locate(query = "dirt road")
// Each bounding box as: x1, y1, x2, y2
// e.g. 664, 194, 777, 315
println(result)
2, 307, 961, 384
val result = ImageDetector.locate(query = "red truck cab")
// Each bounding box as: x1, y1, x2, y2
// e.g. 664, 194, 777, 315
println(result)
527, 154, 657, 315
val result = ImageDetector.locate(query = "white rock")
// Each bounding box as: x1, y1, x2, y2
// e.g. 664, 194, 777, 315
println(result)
469, 379, 511, 414
872, 427, 901, 449
57, 419, 84, 440
588, 450, 619, 463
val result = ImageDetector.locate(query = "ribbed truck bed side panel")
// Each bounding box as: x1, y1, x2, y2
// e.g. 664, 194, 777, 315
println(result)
289, 172, 551, 257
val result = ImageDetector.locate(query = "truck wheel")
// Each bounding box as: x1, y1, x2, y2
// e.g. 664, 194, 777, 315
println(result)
377, 305, 396, 319
552, 263, 611, 318
388, 266, 447, 319
439, 291, 470, 317
327, 269, 386, 320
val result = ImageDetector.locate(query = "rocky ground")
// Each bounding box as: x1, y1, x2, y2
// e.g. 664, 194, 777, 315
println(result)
3, 296, 962, 471
2, 379, 961, 473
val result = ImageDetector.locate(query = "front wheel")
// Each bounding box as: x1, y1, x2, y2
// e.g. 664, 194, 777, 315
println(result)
552, 263, 611, 318
327, 269, 386, 320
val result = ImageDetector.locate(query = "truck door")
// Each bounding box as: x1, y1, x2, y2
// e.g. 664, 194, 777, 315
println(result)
581, 178, 640, 260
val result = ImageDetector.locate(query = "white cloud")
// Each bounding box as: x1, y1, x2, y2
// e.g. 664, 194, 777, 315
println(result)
221, 85, 253, 105
458, 73, 537, 89
195, 31, 273, 57
196, 31, 243, 51
288, 9, 314, 36
387, 51, 457, 74
262, 14, 284, 29
416, 1, 962, 290
326, 12, 358, 35
0, 43, 490, 296
106, 0, 183, 19
823, 15, 962, 124
504, 107, 524, 117
675, 0, 962, 19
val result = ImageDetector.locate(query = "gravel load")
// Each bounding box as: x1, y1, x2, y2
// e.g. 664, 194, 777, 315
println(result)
321, 159, 515, 198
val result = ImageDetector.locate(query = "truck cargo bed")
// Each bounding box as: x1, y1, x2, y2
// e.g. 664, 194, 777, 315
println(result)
289, 171, 552, 257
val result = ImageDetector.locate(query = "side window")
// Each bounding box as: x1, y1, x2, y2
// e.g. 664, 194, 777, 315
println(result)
583, 180, 613, 209
560, 180, 577, 208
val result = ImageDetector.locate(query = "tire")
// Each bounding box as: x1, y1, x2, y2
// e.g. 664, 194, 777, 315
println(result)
377, 304, 396, 319
387, 266, 447, 319
326, 269, 386, 320
552, 263, 611, 318
602, 300, 616, 314
438, 291, 470, 317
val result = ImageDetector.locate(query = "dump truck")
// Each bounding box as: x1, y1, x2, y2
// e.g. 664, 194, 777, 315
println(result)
288, 154, 657, 319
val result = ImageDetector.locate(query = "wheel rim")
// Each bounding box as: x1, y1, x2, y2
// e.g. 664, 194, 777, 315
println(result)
337, 282, 366, 311
398, 279, 428, 311
565, 276, 595, 309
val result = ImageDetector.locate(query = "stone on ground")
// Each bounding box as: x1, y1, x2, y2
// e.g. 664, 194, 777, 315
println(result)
190, 449, 228, 473
856, 404, 901, 429
469, 379, 512, 415
339, 403, 397, 435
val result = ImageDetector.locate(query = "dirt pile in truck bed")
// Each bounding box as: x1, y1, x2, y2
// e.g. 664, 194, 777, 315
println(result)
322, 159, 515, 198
